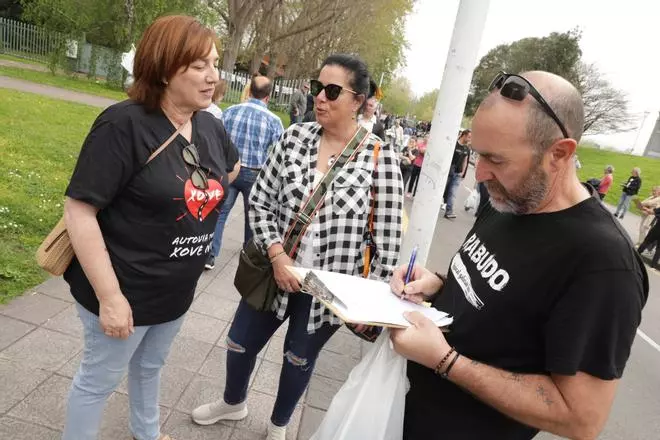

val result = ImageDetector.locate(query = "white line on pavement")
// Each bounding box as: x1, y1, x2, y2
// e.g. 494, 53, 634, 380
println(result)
637, 329, 660, 354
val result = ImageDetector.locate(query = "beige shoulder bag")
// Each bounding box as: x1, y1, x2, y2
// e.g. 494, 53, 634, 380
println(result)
36, 121, 189, 276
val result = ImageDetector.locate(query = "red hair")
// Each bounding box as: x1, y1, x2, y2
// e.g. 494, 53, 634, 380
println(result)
128, 15, 217, 110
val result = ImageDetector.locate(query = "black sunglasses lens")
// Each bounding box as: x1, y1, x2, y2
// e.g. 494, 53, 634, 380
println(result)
500, 78, 529, 101
191, 169, 208, 189
325, 84, 342, 101
309, 80, 323, 97
182, 145, 200, 166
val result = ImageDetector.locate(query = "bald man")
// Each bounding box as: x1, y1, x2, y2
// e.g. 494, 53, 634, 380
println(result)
389, 71, 648, 439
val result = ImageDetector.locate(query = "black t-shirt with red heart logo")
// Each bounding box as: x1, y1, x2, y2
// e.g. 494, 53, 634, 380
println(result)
64, 100, 239, 325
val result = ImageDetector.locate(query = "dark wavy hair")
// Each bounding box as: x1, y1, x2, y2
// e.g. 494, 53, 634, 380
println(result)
321, 53, 371, 112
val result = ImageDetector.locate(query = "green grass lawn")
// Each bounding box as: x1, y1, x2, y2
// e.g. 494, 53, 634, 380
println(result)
0, 88, 100, 302
0, 62, 291, 125
0, 64, 128, 101
576, 146, 660, 211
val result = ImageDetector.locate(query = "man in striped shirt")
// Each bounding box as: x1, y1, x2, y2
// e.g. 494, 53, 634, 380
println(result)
206, 76, 284, 270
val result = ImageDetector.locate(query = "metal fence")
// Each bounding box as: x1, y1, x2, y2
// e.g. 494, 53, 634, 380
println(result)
0, 17, 69, 64
0, 17, 124, 85
219, 70, 306, 112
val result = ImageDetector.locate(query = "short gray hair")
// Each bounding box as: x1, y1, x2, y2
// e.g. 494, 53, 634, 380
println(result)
634, 167, 641, 176
524, 74, 585, 154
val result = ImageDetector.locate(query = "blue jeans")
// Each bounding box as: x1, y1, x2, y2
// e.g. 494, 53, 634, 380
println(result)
224, 296, 340, 426
445, 171, 462, 215
615, 193, 633, 218
210, 167, 259, 258
63, 303, 184, 440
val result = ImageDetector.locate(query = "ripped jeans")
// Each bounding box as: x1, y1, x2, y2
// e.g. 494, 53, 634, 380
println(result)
224, 295, 340, 426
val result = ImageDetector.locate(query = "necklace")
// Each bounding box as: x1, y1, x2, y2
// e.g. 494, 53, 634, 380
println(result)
328, 154, 337, 167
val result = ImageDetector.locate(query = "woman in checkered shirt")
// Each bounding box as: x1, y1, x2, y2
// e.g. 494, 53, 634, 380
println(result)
192, 54, 404, 439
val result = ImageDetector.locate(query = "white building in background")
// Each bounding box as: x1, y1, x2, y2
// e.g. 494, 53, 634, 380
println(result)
642, 113, 660, 158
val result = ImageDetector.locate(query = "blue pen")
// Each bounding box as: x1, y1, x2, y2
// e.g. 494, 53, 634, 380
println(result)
404, 246, 418, 286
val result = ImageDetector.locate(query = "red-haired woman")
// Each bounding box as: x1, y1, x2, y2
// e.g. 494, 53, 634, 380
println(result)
61, 15, 239, 440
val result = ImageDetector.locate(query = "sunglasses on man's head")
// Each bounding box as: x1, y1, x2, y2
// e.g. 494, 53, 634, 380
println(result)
309, 79, 358, 101
488, 71, 569, 139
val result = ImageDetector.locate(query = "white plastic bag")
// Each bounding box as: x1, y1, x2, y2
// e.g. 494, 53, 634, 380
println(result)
310, 330, 407, 440
464, 188, 480, 211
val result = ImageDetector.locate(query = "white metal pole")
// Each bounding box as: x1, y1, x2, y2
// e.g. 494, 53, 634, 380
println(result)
401, 0, 491, 265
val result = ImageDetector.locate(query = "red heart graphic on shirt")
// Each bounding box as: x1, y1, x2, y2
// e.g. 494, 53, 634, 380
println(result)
184, 178, 224, 221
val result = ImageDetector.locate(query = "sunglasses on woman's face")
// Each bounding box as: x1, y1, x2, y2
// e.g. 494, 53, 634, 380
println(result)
309, 79, 357, 101
488, 71, 569, 139
182, 144, 209, 221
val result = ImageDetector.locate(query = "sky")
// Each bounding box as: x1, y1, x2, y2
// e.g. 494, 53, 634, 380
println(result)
402, 0, 660, 154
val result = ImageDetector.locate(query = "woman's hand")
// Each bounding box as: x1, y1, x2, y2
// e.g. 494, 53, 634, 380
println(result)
99, 293, 134, 339
390, 263, 444, 305
272, 254, 301, 293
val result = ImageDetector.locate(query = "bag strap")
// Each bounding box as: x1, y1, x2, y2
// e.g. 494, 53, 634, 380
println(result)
362, 141, 380, 278
283, 126, 370, 257
146, 120, 190, 164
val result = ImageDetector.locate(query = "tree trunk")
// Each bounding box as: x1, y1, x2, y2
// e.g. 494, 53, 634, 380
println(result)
221, 34, 242, 72
124, 0, 134, 44
266, 51, 278, 79
220, 0, 262, 73
249, 51, 263, 75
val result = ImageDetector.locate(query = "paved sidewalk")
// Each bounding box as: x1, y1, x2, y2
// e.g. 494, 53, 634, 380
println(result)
0, 207, 369, 440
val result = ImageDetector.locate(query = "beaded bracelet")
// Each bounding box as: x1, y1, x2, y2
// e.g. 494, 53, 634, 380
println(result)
433, 347, 455, 376
440, 353, 460, 379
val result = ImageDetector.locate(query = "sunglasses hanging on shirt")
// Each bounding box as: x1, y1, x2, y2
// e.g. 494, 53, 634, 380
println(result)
182, 144, 209, 221
488, 71, 569, 139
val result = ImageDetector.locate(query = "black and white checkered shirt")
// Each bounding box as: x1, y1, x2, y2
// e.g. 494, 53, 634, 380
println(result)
248, 122, 404, 332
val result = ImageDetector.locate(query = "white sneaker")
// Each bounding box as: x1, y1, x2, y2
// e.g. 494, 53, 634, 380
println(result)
191, 400, 248, 426
267, 421, 287, 440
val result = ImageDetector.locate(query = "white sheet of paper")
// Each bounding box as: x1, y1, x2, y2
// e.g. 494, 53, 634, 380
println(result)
290, 267, 453, 328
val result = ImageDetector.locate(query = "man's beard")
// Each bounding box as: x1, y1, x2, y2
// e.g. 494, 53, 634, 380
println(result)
485, 159, 549, 215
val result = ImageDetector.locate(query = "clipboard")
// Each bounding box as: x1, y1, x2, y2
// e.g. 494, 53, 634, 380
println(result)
287, 266, 453, 329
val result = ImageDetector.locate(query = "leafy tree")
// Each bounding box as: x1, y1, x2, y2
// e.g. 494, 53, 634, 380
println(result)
212, 0, 414, 78
576, 62, 633, 134
0, 0, 23, 19
381, 76, 414, 116
412, 88, 437, 121
21, 0, 200, 50
465, 29, 582, 116
464, 28, 631, 135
